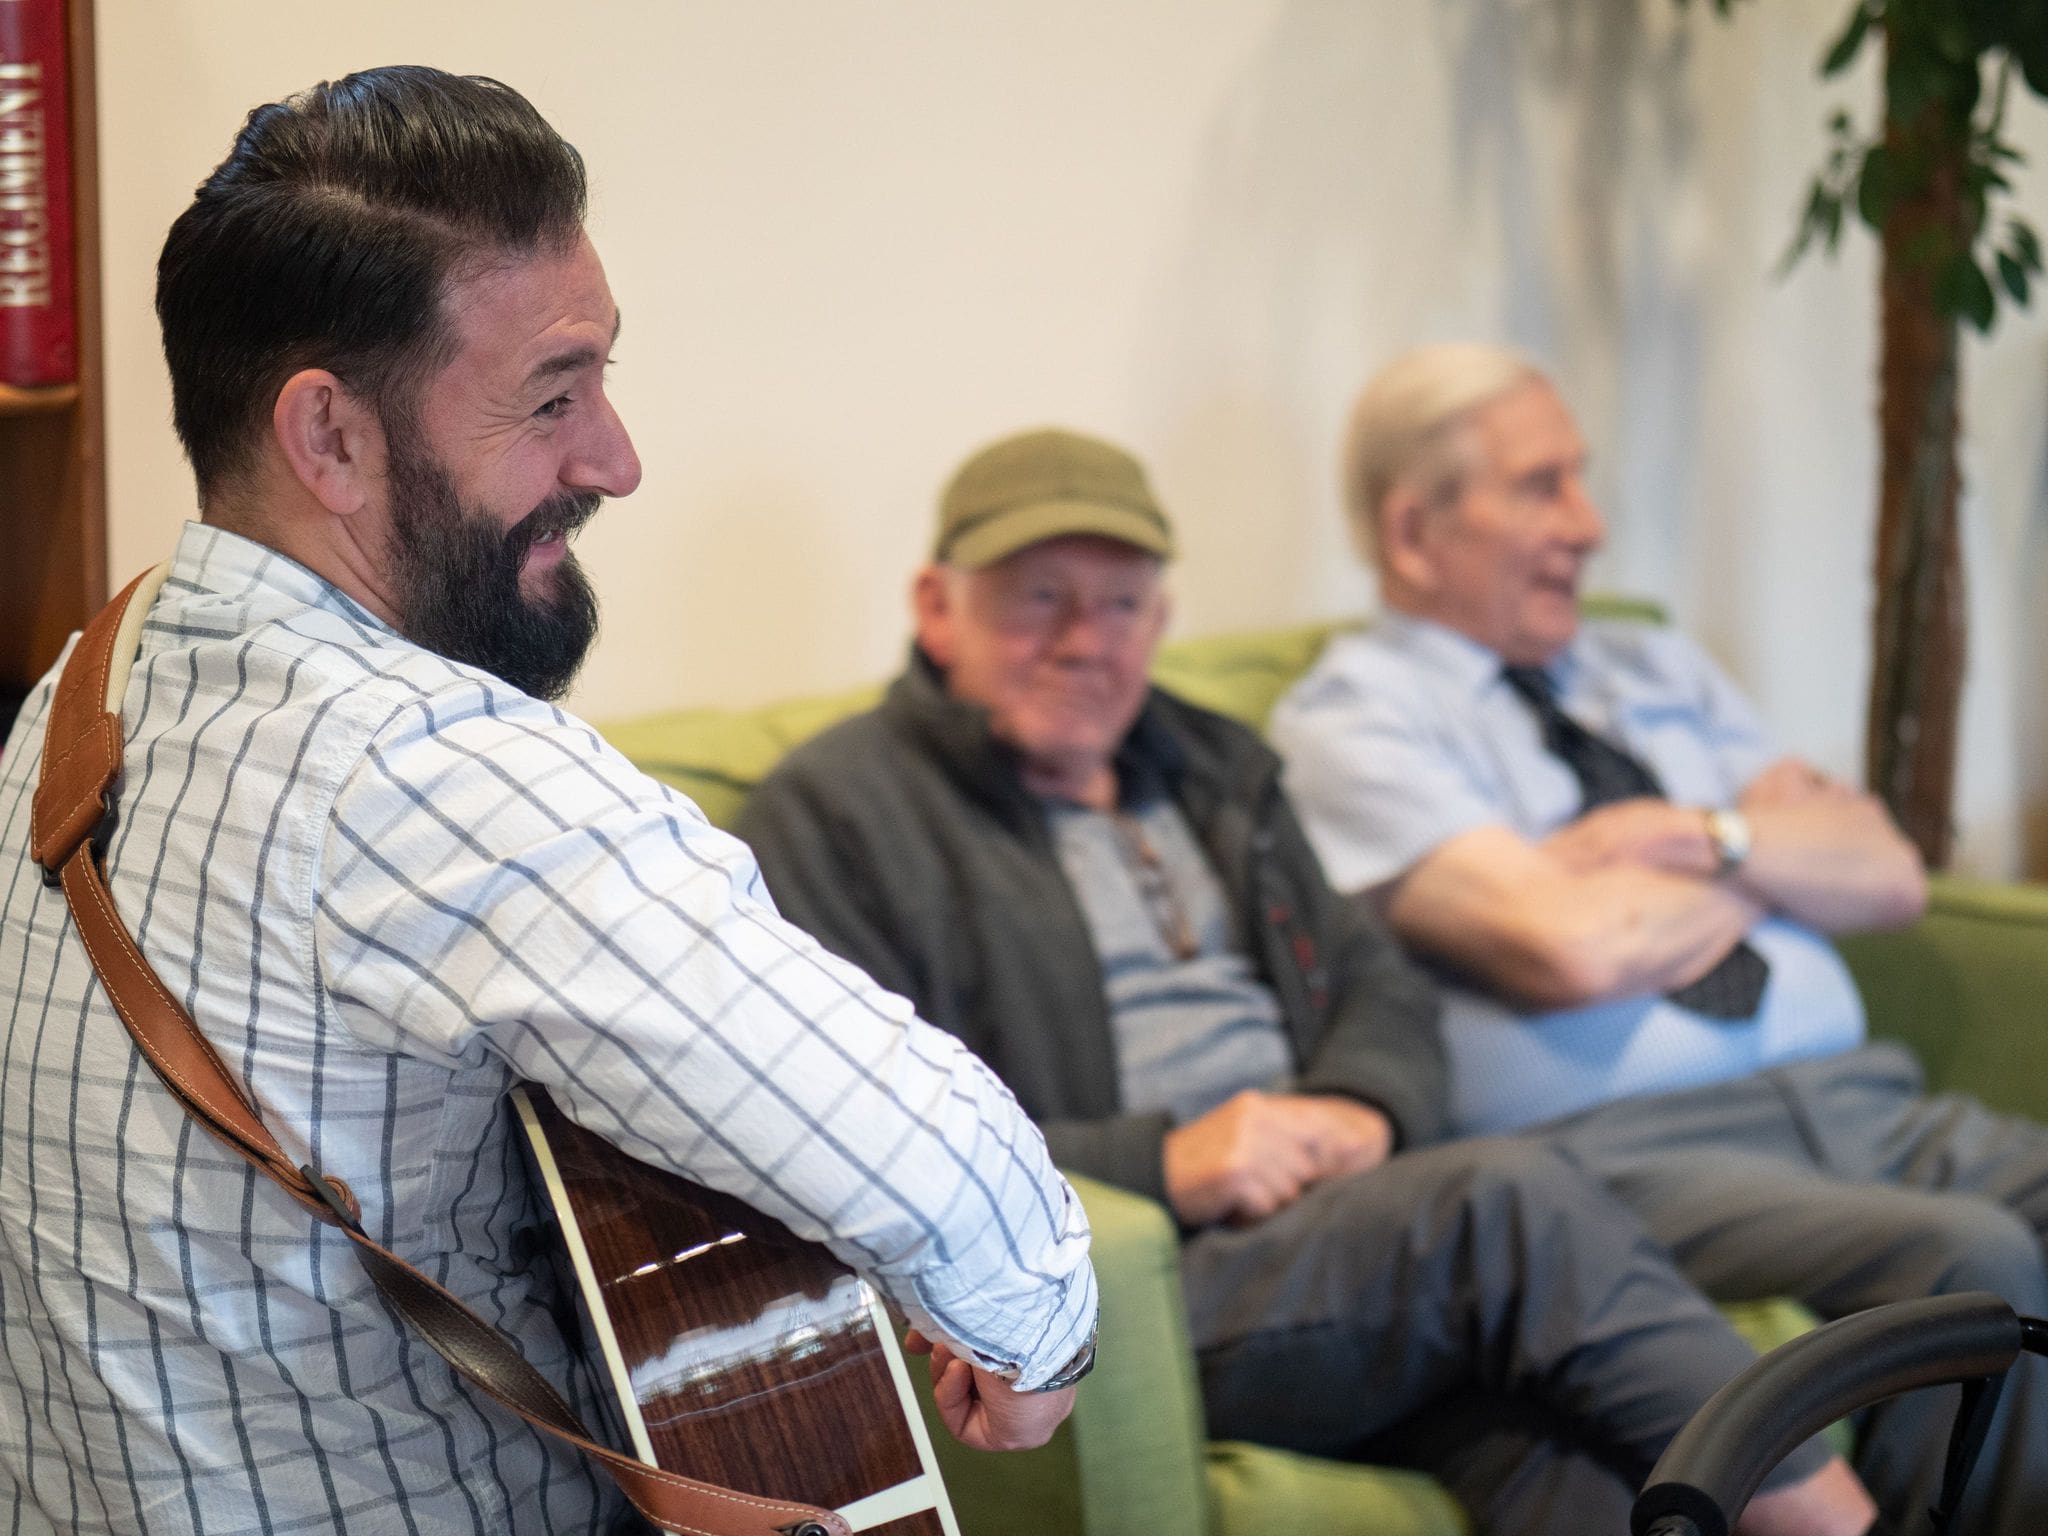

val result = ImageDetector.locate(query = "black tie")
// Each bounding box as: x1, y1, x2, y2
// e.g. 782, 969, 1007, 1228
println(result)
1502, 665, 1769, 1020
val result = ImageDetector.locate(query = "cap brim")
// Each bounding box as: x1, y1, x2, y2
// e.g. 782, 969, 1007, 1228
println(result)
942, 498, 1176, 569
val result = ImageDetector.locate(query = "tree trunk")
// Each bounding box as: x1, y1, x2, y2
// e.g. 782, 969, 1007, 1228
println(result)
1866, 63, 1969, 869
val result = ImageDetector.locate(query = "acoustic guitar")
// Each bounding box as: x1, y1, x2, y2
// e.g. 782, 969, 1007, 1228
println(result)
513, 1087, 962, 1536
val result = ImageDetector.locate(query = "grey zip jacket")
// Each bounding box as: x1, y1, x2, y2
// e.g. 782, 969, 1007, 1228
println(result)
738, 651, 1449, 1208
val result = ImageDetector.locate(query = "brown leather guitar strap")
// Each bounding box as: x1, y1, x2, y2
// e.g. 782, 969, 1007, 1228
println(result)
30, 567, 850, 1536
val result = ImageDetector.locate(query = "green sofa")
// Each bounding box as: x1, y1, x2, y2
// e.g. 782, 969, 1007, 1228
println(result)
599, 617, 2048, 1536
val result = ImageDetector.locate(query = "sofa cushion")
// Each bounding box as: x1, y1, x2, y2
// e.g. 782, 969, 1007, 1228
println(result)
1206, 1441, 1467, 1536
599, 602, 1669, 834
598, 619, 1366, 832
601, 683, 881, 831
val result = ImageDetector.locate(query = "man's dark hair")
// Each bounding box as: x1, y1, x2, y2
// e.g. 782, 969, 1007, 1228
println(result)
155, 65, 588, 497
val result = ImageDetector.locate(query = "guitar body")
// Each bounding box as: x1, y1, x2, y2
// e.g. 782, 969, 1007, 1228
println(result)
514, 1088, 961, 1536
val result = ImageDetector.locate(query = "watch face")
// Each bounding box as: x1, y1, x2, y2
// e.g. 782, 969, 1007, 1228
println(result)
1034, 1332, 1097, 1391
1709, 809, 1751, 872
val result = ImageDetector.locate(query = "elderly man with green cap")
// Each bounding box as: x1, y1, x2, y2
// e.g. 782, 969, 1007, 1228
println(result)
738, 428, 1872, 1536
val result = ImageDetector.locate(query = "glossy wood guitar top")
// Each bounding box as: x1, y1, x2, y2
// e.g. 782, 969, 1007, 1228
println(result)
516, 1089, 957, 1535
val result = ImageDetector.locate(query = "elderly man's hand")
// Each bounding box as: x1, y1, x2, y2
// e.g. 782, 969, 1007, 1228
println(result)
1541, 798, 1718, 878
903, 1331, 1076, 1451
1162, 1090, 1392, 1228
1741, 756, 1851, 809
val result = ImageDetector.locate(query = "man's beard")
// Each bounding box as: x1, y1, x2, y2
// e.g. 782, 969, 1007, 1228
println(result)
385, 438, 602, 702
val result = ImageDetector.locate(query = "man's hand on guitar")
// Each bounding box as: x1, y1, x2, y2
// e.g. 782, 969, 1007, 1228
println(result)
902, 1330, 1075, 1451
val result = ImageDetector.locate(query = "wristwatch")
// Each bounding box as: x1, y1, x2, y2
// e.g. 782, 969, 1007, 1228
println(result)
1030, 1326, 1098, 1392
1704, 807, 1752, 877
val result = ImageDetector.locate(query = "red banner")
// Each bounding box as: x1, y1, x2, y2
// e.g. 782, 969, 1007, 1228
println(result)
0, 0, 74, 386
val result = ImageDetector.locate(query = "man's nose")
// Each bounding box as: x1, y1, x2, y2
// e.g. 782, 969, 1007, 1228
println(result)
1049, 598, 1119, 657
1560, 476, 1605, 550
565, 393, 643, 499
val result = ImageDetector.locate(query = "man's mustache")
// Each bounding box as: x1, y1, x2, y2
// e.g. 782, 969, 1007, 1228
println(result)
507, 492, 603, 555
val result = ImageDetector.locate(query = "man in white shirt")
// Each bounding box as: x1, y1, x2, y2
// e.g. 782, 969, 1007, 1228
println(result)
743, 426, 1877, 1536
1272, 342, 2048, 1536
0, 66, 1093, 1535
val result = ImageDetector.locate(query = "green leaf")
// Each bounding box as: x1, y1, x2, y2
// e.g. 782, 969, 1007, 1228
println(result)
1968, 0, 2024, 52
2012, 220, 2043, 272
2016, 26, 2048, 98
1906, 225, 1954, 274
1888, 47, 1938, 124
1966, 260, 1999, 331
1998, 250, 2031, 305
1822, 3, 1873, 77
1936, 252, 1999, 331
1857, 142, 1896, 230
1934, 14, 1975, 66
1955, 59, 1984, 121
1781, 181, 1837, 270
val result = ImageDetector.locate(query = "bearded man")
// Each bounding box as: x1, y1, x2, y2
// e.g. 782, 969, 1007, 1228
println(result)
0, 66, 1094, 1534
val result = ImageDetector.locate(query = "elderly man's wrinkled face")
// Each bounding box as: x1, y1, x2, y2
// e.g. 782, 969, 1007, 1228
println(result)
381, 233, 642, 699
919, 535, 1168, 800
1405, 380, 1604, 666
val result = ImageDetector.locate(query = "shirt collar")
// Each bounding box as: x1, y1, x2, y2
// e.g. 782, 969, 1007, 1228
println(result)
885, 646, 1191, 824
1370, 609, 1587, 700
168, 520, 400, 636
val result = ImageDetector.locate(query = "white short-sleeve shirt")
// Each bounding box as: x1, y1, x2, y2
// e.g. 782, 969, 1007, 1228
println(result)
1270, 613, 1866, 1134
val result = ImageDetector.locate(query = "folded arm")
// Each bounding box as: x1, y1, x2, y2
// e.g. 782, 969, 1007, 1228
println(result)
1731, 757, 1927, 932
1386, 822, 1766, 1009
1533, 762, 1927, 935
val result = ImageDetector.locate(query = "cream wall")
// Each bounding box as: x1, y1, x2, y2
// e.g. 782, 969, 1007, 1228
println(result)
95, 1, 2048, 875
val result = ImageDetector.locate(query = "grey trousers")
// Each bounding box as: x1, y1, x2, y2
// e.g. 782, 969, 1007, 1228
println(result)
1543, 1040, 2048, 1536
1180, 1136, 1832, 1536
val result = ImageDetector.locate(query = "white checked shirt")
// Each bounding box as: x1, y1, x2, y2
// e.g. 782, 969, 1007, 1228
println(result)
0, 523, 1096, 1536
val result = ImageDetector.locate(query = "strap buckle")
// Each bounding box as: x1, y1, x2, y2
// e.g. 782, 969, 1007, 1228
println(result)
38, 795, 116, 890
300, 1165, 364, 1233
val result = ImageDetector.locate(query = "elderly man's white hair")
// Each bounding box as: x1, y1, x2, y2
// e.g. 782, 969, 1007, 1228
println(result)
1342, 343, 1547, 564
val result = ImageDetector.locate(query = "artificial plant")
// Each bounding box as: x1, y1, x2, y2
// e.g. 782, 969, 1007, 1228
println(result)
1697, 0, 2047, 866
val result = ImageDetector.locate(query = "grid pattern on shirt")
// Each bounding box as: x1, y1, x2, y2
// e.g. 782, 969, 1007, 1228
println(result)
0, 523, 1095, 1536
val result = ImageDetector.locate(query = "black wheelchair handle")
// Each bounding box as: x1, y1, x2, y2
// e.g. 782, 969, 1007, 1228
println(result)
1631, 1291, 2024, 1536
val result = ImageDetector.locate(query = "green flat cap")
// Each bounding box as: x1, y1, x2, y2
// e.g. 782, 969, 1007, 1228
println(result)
934, 427, 1177, 569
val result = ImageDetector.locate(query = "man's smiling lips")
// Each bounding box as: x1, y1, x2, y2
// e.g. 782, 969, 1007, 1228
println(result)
1031, 674, 1119, 706
524, 527, 569, 570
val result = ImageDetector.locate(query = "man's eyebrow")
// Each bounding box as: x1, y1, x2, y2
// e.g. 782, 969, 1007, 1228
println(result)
524, 312, 623, 389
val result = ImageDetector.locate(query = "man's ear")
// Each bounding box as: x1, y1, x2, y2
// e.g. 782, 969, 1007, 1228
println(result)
911, 563, 958, 668
271, 369, 382, 516
1376, 483, 1442, 598
1147, 582, 1173, 648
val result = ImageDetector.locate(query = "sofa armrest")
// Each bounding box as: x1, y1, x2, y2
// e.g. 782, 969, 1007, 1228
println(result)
914, 1172, 1211, 1535
1835, 874, 2048, 1122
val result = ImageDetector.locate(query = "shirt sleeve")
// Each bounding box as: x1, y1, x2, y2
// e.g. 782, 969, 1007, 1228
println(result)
311, 682, 1097, 1389
1271, 657, 1505, 893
